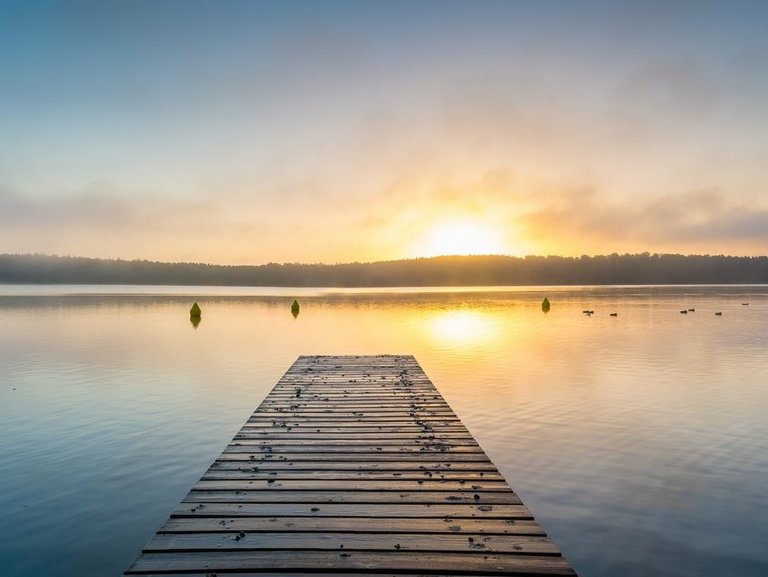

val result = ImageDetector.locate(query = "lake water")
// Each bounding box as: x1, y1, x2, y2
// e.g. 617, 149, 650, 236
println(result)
1, 285, 767, 577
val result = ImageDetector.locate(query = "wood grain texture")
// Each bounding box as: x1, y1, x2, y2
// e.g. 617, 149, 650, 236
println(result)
123, 355, 576, 576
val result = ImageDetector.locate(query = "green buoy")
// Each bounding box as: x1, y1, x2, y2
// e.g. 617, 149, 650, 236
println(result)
541, 297, 551, 312
189, 302, 202, 328
291, 300, 300, 318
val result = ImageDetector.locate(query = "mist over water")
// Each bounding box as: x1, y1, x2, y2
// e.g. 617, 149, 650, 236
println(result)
1, 285, 767, 577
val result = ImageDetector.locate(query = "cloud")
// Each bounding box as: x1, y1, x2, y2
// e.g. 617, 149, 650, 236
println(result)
0, 186, 137, 229
0, 178, 406, 264
519, 185, 768, 254
0, 184, 278, 262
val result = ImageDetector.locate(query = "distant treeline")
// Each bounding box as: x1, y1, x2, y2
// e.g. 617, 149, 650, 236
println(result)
1, 253, 768, 286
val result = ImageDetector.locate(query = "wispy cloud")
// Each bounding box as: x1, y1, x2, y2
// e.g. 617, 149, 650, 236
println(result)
520, 185, 768, 254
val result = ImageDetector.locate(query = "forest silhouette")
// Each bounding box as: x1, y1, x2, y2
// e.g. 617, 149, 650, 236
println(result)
2, 253, 767, 286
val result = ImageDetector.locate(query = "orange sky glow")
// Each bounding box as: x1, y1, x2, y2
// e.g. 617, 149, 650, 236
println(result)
2, 2, 768, 264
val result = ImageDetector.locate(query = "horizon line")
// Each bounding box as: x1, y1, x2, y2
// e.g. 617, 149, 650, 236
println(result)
3, 251, 768, 268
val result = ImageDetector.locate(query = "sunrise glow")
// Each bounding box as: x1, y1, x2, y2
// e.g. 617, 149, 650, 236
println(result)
416, 219, 507, 257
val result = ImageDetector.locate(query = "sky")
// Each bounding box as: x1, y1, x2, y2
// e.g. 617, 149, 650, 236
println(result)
2, 0, 768, 264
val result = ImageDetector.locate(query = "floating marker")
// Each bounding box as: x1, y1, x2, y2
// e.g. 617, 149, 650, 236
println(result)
541, 297, 550, 312
189, 303, 202, 328
291, 300, 300, 318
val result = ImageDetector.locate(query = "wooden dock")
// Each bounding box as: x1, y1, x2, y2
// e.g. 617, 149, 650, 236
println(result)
124, 355, 576, 576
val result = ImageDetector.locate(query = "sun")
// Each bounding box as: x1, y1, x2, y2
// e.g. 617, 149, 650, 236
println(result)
417, 218, 507, 257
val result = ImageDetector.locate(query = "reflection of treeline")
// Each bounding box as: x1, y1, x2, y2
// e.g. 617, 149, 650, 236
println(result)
1, 253, 768, 286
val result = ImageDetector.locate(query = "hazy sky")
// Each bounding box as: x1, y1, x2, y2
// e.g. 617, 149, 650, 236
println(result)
2, 0, 768, 264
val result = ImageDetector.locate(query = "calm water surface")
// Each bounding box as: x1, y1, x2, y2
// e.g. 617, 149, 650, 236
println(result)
1, 285, 767, 577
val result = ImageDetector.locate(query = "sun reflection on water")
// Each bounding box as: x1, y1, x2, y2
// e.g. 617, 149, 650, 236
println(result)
426, 309, 501, 348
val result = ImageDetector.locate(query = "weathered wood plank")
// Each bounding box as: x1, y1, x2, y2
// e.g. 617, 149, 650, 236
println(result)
128, 574, 565, 577
173, 502, 533, 518
241, 418, 464, 426
219, 451, 491, 465
238, 429, 471, 437
262, 400, 450, 404
250, 408, 458, 414
158, 517, 546, 535
193, 473, 512, 492
237, 428, 466, 434
144, 532, 559, 555
184, 490, 520, 504
245, 421, 465, 429
208, 460, 498, 471
216, 452, 493, 462
264, 396, 445, 402
229, 438, 480, 447
260, 396, 449, 402
248, 416, 462, 423
202, 470, 504, 481
224, 444, 484, 453
126, 550, 575, 575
